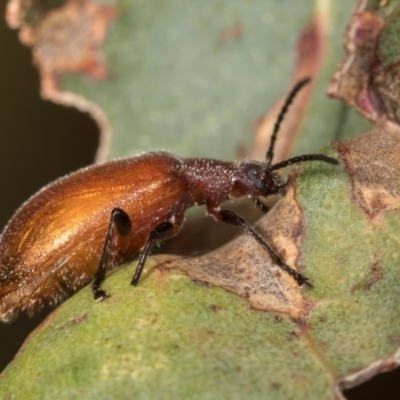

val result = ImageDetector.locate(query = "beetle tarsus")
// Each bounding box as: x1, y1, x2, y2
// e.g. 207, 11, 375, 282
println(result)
277, 262, 312, 289
92, 287, 109, 301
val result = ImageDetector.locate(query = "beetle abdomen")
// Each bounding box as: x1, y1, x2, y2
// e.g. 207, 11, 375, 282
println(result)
0, 151, 188, 321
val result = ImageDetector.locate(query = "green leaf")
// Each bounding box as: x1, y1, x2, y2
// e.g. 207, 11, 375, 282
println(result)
11, 0, 370, 161
0, 264, 334, 399
2, 129, 400, 399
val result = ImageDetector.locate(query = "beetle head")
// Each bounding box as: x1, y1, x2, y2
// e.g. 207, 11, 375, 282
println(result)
230, 162, 285, 199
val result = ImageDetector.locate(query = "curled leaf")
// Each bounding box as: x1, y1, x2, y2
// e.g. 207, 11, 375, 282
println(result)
328, 0, 400, 138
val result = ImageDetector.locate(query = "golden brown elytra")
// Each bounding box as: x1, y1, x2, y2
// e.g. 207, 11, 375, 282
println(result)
0, 78, 338, 322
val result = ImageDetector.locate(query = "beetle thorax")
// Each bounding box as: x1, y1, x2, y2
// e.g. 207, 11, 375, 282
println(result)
182, 158, 237, 206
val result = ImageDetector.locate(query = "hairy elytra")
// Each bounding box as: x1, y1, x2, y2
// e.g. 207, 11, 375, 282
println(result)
0, 78, 338, 322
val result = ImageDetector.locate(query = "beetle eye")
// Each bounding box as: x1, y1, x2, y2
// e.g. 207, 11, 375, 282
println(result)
246, 167, 265, 191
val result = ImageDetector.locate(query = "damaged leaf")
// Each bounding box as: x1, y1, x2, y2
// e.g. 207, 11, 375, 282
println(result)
299, 128, 400, 391
172, 181, 311, 320
1, 129, 400, 399
6, 1, 370, 161
8, 0, 116, 89
328, 0, 400, 139
180, 129, 400, 392
158, 128, 400, 395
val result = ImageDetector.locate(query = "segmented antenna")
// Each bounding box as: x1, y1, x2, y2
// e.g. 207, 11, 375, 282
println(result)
271, 154, 339, 171
265, 77, 311, 164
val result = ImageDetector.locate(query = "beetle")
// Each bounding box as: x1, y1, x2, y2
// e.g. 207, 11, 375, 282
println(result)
0, 78, 338, 322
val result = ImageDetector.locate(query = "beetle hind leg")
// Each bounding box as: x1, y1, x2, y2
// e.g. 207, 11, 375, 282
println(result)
92, 208, 132, 301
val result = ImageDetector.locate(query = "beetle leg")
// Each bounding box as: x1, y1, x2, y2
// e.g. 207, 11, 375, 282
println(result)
212, 208, 311, 288
131, 222, 175, 287
92, 208, 132, 301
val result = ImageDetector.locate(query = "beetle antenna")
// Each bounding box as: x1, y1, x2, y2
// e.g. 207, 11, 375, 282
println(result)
265, 77, 311, 165
271, 154, 339, 171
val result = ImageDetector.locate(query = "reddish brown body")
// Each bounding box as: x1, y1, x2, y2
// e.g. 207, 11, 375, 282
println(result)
0, 78, 338, 322
0, 151, 276, 322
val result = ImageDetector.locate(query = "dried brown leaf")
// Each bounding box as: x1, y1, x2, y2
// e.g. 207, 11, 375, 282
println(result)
328, 0, 400, 139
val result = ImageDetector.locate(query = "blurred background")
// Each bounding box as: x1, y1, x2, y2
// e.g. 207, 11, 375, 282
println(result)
0, 3, 400, 398
0, 1, 98, 375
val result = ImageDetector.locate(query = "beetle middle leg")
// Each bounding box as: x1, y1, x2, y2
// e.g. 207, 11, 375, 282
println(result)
131, 221, 175, 287
210, 208, 311, 288
92, 207, 132, 300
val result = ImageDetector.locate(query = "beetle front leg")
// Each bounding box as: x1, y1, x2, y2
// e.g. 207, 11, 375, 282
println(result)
92, 207, 132, 301
211, 208, 311, 288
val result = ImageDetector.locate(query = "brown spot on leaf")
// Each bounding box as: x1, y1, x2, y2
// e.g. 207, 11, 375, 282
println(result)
350, 262, 383, 291
58, 312, 88, 329
209, 304, 222, 313
270, 382, 281, 390
153, 261, 176, 289
220, 23, 243, 41
387, 335, 400, 345
335, 128, 400, 215
70, 312, 88, 324
328, 1, 400, 138
365, 263, 383, 289
288, 330, 301, 339
259, 174, 305, 269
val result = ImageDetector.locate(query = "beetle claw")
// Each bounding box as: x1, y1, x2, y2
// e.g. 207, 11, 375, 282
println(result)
93, 288, 109, 301
299, 275, 313, 289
